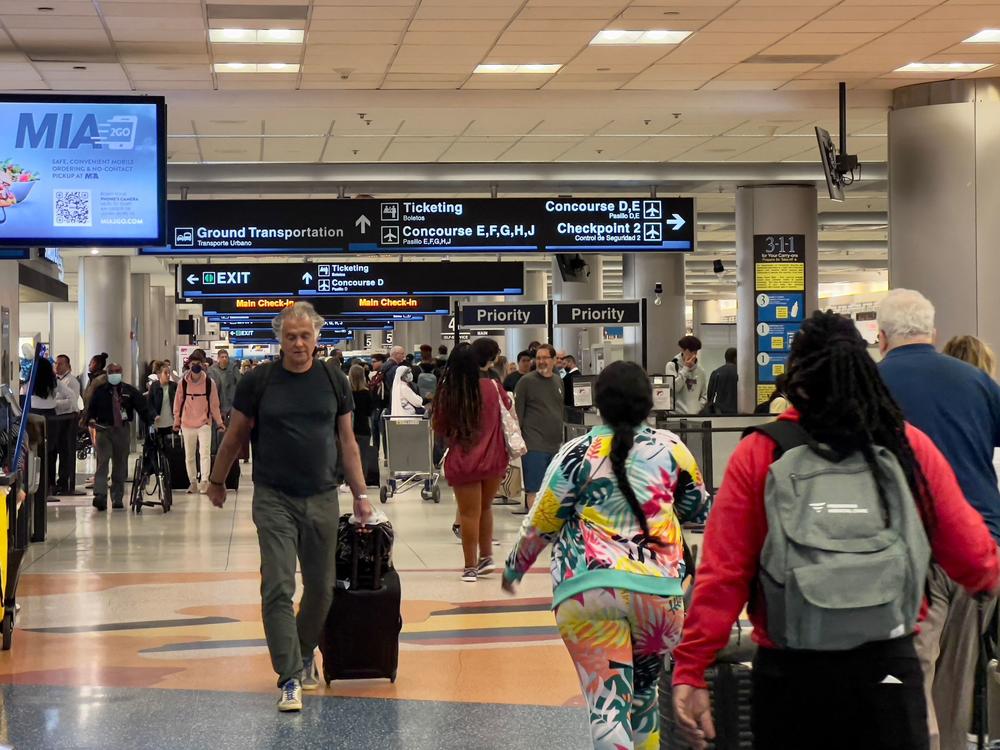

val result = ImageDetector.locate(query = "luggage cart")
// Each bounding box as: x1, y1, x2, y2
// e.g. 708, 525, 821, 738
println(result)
380, 415, 440, 504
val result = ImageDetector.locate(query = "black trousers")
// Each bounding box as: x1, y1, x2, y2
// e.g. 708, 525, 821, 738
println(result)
752, 637, 929, 750
47, 413, 77, 492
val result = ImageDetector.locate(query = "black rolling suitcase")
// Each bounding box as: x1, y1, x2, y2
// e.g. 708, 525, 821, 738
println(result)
660, 659, 753, 750
162, 433, 189, 489
319, 515, 401, 684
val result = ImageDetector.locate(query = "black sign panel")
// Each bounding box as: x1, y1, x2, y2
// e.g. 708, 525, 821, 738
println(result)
200, 295, 451, 316
229, 333, 351, 345
142, 197, 694, 256
459, 303, 547, 327
178, 261, 523, 298
223, 325, 350, 338
555, 301, 641, 327
207, 313, 420, 324
217, 319, 392, 333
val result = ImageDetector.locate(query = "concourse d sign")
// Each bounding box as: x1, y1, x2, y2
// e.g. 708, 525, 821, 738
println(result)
555, 301, 642, 327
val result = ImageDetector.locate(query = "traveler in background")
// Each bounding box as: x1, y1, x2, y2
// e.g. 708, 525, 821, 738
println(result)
527, 341, 541, 357
503, 350, 532, 393
83, 363, 146, 512
706, 347, 739, 415
173, 351, 225, 495
147, 364, 177, 438
672, 311, 1000, 750
433, 338, 510, 582
418, 344, 435, 373
877, 289, 1000, 750
85, 352, 108, 389
349, 364, 378, 487
415, 345, 439, 401
514, 344, 565, 512
562, 354, 584, 425
145, 359, 162, 391
505, 361, 517, 377
52, 354, 81, 495
81, 352, 108, 490
241, 359, 253, 376
492, 355, 508, 383
27, 355, 58, 499
435, 345, 448, 375
391, 366, 424, 416
209, 348, 241, 419
504, 361, 708, 750
943, 334, 995, 376
369, 353, 388, 456
555, 350, 567, 374
382, 345, 405, 399
754, 373, 788, 415
666, 335, 707, 415
207, 301, 372, 713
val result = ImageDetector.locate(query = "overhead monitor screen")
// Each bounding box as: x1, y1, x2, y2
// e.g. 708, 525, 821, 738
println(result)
0, 95, 166, 246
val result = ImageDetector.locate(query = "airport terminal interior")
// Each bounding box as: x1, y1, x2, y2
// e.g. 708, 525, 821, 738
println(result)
3, 0, 1000, 748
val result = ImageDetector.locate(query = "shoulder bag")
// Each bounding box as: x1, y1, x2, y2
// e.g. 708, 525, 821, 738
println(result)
493, 380, 527, 460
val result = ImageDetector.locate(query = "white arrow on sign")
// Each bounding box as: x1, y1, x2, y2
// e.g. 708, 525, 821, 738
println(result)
667, 213, 686, 231
356, 214, 371, 234
302, 272, 313, 284
187, 274, 198, 284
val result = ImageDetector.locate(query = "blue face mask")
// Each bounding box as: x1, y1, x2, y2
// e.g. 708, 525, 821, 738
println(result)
107, 373, 123, 386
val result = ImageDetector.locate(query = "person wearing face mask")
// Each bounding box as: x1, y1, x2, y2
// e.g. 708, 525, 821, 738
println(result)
390, 365, 425, 416
174, 353, 225, 494
666, 335, 708, 416
82, 363, 146, 511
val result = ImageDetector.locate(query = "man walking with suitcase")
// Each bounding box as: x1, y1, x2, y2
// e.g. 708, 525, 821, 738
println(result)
207, 301, 374, 713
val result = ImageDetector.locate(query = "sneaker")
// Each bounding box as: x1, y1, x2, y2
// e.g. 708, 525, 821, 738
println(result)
92, 494, 107, 512
476, 557, 495, 576
198, 481, 209, 494
112, 499, 124, 510
84, 476, 95, 489
301, 653, 319, 691
461, 567, 478, 583
451, 523, 461, 541
277, 679, 303, 712
186, 483, 198, 494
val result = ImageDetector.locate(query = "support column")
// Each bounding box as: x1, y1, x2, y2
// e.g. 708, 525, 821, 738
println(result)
0, 261, 18, 386
692, 300, 723, 335
622, 253, 685, 373
552, 258, 601, 371
736, 184, 818, 413
164, 291, 178, 362
79, 255, 132, 380
889, 79, 1000, 348
130, 273, 151, 385
148, 287, 163, 364
506, 269, 547, 357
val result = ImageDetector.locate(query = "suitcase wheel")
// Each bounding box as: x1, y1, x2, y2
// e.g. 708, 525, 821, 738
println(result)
390, 670, 397, 684
379, 486, 388, 504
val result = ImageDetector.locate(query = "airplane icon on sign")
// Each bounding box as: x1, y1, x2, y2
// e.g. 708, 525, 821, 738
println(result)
381, 225, 400, 245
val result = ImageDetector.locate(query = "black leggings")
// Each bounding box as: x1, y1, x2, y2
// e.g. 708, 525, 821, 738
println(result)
752, 636, 928, 750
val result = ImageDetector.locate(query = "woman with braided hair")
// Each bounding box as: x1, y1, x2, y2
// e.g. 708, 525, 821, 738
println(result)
502, 360, 709, 749
672, 310, 1000, 750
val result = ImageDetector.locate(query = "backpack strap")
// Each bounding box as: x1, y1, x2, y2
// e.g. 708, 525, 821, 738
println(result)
742, 420, 810, 460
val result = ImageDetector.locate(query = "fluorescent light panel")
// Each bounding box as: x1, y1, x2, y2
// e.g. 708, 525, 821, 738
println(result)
209, 28, 304, 43
474, 64, 561, 74
965, 29, 1000, 43
895, 62, 993, 73
590, 29, 691, 45
214, 62, 300, 72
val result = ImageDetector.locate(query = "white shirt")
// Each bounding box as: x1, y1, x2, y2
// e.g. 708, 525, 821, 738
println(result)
55, 371, 82, 415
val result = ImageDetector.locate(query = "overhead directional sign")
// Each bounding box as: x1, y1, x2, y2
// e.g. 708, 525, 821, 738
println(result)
177, 261, 523, 298
207, 313, 421, 323
459, 303, 547, 327
216, 318, 392, 332
199, 295, 451, 316
555, 300, 642, 327
224, 326, 350, 338
142, 197, 695, 255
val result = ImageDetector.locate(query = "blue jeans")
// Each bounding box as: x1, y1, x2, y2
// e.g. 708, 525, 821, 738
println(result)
522, 450, 555, 493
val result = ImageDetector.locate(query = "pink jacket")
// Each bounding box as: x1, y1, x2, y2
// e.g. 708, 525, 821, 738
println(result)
173, 372, 224, 430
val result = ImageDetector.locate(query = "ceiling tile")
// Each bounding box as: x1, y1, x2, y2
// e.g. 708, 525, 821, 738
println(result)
398, 115, 473, 136
496, 137, 578, 161
406, 19, 507, 31
764, 33, 882, 55
465, 113, 543, 136
0, 1, 95, 15
322, 136, 392, 162
306, 30, 401, 44
309, 18, 408, 31
262, 136, 324, 161
263, 113, 335, 135
101, 2, 205, 17
414, 5, 518, 20
200, 138, 261, 161
116, 42, 209, 63
617, 136, 714, 160
311, 5, 414, 20
379, 136, 453, 160
484, 45, 585, 64
440, 137, 519, 160
124, 63, 211, 80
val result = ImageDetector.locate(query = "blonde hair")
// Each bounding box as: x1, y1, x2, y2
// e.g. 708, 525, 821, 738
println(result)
943, 335, 996, 377
348, 364, 367, 392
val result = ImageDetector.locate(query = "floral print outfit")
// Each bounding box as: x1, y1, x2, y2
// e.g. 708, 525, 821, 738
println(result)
504, 425, 708, 749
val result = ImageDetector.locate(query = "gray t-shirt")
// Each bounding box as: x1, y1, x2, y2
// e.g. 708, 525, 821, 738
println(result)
514, 370, 565, 454
233, 359, 353, 497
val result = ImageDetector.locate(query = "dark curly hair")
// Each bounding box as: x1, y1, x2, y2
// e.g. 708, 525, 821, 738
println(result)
595, 361, 655, 539
432, 342, 483, 448
786, 310, 935, 529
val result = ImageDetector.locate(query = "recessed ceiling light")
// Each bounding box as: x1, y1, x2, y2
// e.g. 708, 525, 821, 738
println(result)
36, 6, 54, 11
474, 63, 561, 74
965, 30, 1000, 43
213, 62, 300, 73
209, 28, 304, 44
72, 65, 87, 70
590, 29, 691, 45
894, 62, 994, 73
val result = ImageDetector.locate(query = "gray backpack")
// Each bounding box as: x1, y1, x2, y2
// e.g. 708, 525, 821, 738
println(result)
748, 421, 931, 651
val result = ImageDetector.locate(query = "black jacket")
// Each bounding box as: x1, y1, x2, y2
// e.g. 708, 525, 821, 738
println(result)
86, 382, 147, 428
147, 381, 178, 425
707, 362, 739, 415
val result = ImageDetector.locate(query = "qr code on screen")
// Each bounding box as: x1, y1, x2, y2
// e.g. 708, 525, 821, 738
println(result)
53, 190, 92, 227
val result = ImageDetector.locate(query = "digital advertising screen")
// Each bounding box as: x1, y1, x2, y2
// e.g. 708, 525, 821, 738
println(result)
0, 95, 166, 247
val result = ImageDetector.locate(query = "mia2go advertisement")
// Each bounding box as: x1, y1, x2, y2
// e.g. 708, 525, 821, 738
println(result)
0, 96, 165, 246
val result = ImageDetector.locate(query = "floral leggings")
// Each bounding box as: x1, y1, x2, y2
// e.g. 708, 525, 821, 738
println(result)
555, 587, 685, 750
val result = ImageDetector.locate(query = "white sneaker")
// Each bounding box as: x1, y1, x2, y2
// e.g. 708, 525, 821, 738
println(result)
198, 481, 209, 494
278, 679, 303, 712
461, 567, 478, 583
186, 483, 198, 494
301, 652, 320, 691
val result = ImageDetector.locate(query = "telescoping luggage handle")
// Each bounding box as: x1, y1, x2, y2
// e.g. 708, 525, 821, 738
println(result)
349, 524, 387, 591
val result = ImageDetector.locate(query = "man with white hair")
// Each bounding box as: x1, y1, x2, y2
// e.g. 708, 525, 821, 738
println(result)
207, 301, 373, 714
878, 287, 1000, 750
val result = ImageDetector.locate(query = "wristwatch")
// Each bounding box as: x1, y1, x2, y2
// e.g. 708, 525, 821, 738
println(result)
208, 478, 225, 487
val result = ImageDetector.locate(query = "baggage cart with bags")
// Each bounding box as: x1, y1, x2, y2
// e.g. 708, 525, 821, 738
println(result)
319, 514, 401, 684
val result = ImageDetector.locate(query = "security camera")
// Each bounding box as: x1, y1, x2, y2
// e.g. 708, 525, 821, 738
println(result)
713, 259, 726, 279
653, 282, 663, 306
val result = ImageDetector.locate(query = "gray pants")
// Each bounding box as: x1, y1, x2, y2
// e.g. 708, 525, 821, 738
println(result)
252, 483, 340, 687
94, 425, 130, 504
915, 563, 998, 750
